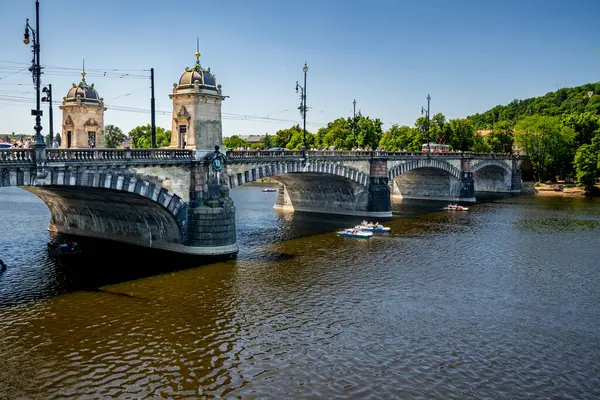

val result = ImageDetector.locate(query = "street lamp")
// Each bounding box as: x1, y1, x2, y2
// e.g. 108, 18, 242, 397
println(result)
295, 62, 308, 154
23, 0, 45, 147
353, 99, 357, 148
421, 94, 431, 153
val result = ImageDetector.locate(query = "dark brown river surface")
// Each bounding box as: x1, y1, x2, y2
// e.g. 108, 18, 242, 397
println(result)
1, 186, 600, 399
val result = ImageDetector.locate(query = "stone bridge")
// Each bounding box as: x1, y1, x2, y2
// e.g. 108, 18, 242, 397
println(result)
0, 148, 523, 256
226, 150, 522, 216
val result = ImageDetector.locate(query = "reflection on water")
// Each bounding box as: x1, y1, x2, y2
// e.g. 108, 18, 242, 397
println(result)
1, 186, 600, 399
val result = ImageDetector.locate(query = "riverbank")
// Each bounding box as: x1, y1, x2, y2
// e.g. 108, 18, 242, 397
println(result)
533, 183, 600, 197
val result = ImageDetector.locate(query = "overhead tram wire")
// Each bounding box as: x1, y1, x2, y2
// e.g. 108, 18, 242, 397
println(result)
0, 61, 149, 79
0, 93, 327, 127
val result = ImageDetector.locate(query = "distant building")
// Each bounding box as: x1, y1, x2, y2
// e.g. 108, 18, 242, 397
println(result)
476, 130, 493, 136
59, 69, 105, 148
238, 134, 263, 144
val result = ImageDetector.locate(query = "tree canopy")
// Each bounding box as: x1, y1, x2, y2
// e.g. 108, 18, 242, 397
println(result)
468, 82, 600, 129
128, 125, 171, 148
104, 125, 127, 148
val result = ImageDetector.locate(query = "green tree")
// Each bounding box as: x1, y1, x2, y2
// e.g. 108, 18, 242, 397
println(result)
515, 115, 576, 181
472, 134, 491, 153
258, 133, 273, 149
316, 118, 352, 149
356, 116, 383, 149
573, 144, 598, 191
446, 118, 476, 151
560, 112, 600, 147
287, 130, 315, 150
128, 125, 171, 148
486, 120, 514, 153
415, 113, 447, 144
379, 124, 422, 151
273, 125, 301, 148
222, 135, 250, 149
573, 132, 600, 192
468, 82, 600, 129
104, 124, 127, 148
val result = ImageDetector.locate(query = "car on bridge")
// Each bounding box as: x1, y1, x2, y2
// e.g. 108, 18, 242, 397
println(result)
0, 143, 13, 149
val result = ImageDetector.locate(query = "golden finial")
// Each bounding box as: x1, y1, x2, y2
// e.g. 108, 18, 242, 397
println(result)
81, 59, 86, 80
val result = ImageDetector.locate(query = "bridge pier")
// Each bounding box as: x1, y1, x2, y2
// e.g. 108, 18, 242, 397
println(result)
184, 160, 238, 255
367, 158, 392, 214
458, 158, 476, 202
511, 158, 523, 191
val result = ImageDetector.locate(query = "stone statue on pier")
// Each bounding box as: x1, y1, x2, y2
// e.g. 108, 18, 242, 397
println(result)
205, 145, 229, 202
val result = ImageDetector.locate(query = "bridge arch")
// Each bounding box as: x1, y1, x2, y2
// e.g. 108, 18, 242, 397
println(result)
387, 159, 463, 201
387, 159, 461, 181
472, 159, 512, 175
472, 159, 513, 192
1, 167, 189, 251
227, 160, 369, 188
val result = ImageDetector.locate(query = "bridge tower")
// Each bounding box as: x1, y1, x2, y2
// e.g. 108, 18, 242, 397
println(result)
59, 67, 105, 149
169, 45, 226, 160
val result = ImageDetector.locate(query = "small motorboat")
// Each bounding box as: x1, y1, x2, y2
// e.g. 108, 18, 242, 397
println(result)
262, 188, 277, 192
337, 228, 373, 238
356, 221, 391, 233
444, 204, 469, 211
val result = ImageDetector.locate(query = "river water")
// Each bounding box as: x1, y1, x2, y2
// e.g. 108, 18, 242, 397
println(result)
1, 186, 600, 399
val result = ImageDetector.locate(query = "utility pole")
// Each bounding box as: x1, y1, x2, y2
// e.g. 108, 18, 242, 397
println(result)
295, 63, 309, 156
353, 99, 357, 148
42, 84, 53, 145
421, 94, 431, 154
23, 0, 45, 147
150, 67, 156, 148
303, 63, 308, 153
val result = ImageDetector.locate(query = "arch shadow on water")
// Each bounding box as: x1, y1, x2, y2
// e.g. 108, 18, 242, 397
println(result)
0, 231, 231, 308
47, 232, 233, 287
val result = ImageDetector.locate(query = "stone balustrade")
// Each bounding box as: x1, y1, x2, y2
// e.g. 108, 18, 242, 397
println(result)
226, 150, 518, 161
45, 148, 194, 162
0, 149, 34, 164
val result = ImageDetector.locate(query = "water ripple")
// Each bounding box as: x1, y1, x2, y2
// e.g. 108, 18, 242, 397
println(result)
1, 188, 600, 398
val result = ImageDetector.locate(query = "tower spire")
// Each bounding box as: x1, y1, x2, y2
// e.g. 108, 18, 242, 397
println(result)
81, 59, 86, 82
195, 37, 201, 70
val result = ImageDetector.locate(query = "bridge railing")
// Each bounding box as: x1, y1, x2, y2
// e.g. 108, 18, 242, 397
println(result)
226, 150, 305, 159
0, 149, 34, 164
45, 148, 194, 162
226, 150, 518, 160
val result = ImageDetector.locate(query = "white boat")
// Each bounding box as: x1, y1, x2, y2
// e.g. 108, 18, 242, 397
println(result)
444, 204, 469, 211
337, 228, 373, 238
262, 188, 277, 192
356, 221, 391, 233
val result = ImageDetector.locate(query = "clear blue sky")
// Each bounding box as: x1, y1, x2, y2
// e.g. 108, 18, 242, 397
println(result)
0, 0, 598, 137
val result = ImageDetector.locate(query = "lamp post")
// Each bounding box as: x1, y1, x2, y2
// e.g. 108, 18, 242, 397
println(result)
23, 0, 45, 147
353, 99, 356, 148
42, 84, 53, 146
421, 94, 431, 153
295, 63, 308, 155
